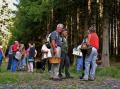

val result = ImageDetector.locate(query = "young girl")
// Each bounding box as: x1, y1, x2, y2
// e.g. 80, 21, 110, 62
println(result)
27, 42, 35, 72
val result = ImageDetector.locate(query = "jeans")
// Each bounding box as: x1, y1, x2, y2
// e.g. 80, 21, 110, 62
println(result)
83, 47, 98, 80
22, 57, 27, 66
76, 56, 83, 72
11, 58, 18, 72
59, 52, 70, 77
50, 46, 61, 78
7, 54, 13, 70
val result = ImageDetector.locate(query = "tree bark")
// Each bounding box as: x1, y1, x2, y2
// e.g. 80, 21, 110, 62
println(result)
101, 0, 110, 67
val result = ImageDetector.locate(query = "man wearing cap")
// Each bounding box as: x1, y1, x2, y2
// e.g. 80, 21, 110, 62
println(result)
50, 23, 64, 80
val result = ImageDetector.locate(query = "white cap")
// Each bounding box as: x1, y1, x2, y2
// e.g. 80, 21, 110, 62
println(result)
57, 24, 64, 29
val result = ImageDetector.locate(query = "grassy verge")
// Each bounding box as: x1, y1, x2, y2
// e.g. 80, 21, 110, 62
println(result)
0, 60, 120, 86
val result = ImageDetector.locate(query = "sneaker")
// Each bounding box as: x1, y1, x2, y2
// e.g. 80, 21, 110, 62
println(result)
89, 77, 95, 81
58, 74, 63, 78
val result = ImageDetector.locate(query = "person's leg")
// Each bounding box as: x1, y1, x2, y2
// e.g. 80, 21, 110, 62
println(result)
64, 53, 70, 77
11, 58, 18, 72
54, 63, 60, 78
83, 50, 93, 80
22, 57, 26, 66
19, 59, 22, 70
42, 59, 47, 71
27, 62, 30, 72
0, 60, 2, 71
54, 47, 61, 79
7, 54, 13, 70
50, 64, 54, 78
30, 62, 33, 72
80, 50, 87, 78
48, 61, 51, 72
76, 56, 82, 73
50, 46, 61, 79
59, 52, 65, 77
89, 47, 98, 80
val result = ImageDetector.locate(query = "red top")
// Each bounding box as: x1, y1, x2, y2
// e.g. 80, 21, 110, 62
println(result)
88, 32, 99, 49
12, 44, 19, 52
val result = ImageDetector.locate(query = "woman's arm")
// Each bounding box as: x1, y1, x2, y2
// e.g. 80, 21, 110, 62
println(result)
1, 48, 5, 58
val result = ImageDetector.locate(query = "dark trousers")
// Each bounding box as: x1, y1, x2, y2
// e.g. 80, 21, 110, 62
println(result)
59, 52, 70, 77
81, 49, 87, 77
7, 54, 13, 70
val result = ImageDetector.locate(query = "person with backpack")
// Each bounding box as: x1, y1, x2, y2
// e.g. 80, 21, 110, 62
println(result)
0, 42, 5, 71
49, 23, 64, 81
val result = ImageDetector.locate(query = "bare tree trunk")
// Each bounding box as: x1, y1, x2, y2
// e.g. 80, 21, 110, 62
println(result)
101, 0, 110, 67
101, 18, 110, 67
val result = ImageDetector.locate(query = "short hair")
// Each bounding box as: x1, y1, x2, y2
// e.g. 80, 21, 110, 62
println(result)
29, 42, 34, 45
89, 24, 96, 32
57, 23, 64, 29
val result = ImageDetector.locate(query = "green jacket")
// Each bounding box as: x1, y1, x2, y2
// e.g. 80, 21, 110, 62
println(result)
61, 37, 68, 53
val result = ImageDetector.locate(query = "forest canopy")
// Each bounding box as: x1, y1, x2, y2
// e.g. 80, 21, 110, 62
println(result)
12, 0, 120, 67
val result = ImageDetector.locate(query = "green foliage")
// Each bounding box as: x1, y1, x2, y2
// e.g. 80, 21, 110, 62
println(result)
13, 0, 52, 44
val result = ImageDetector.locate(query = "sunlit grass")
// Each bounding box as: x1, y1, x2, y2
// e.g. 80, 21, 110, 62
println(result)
0, 60, 120, 86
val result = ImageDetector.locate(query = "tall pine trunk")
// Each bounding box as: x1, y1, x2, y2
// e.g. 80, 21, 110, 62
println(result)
101, 0, 110, 67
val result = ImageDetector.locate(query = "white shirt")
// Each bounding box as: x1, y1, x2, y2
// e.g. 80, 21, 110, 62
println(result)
41, 44, 52, 59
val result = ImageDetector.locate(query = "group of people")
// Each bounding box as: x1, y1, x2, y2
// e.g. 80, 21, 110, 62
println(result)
0, 23, 99, 81
41, 23, 99, 81
41, 24, 72, 80
0, 41, 37, 72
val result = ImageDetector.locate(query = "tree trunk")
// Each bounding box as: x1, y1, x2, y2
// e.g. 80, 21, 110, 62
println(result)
101, 0, 110, 67
101, 18, 110, 67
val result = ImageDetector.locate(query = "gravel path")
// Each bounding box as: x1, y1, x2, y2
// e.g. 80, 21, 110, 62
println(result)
0, 78, 120, 89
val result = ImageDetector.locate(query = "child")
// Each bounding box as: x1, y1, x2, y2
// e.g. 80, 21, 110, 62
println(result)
73, 45, 83, 73
41, 42, 52, 71
27, 42, 35, 72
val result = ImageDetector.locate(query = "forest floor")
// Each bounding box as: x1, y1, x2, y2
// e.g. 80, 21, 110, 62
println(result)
0, 61, 120, 89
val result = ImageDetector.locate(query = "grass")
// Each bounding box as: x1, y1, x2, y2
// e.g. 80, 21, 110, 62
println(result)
0, 60, 120, 88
